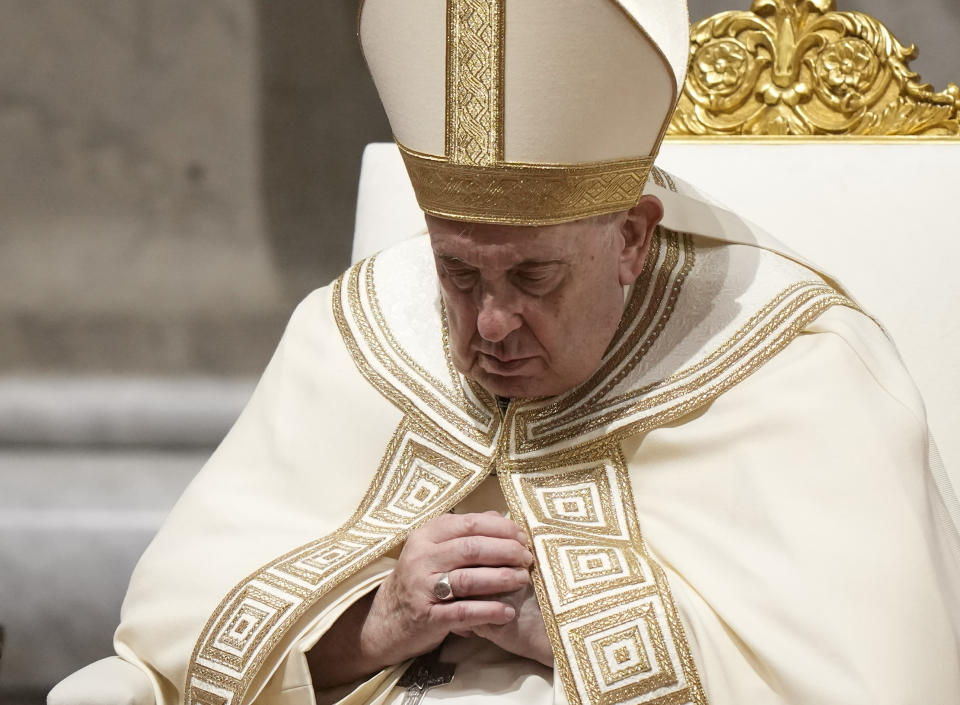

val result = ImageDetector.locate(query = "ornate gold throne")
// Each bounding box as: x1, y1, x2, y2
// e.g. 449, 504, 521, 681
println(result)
49, 2, 959, 703
653, 0, 959, 488
669, 0, 958, 136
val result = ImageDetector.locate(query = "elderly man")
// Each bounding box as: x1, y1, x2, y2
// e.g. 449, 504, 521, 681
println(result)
304, 202, 663, 693
110, 1, 959, 704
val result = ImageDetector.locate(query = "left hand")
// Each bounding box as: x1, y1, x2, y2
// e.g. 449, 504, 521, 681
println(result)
461, 582, 554, 667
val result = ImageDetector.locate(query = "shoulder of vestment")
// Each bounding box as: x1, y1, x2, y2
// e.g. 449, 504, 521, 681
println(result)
334, 229, 860, 465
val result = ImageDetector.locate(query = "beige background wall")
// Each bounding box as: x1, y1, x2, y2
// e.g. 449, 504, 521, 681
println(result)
0, 0, 956, 376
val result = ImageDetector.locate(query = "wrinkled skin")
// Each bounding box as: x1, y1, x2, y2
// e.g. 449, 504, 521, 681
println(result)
309, 512, 542, 687
427, 199, 661, 398
310, 198, 663, 687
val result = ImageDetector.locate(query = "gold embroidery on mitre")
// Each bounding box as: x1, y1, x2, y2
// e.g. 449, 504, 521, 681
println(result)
400, 145, 655, 226
398, 0, 676, 224
446, 0, 505, 165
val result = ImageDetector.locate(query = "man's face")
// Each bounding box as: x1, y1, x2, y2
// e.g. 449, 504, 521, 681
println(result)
427, 212, 645, 399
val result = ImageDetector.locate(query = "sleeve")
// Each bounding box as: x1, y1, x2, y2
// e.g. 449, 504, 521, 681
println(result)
251, 558, 404, 705
113, 285, 406, 705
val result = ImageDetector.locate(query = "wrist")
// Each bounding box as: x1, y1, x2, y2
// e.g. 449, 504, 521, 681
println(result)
356, 590, 391, 671
308, 590, 383, 689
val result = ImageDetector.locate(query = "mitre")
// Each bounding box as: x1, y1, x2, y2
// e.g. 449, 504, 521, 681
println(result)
359, 0, 690, 225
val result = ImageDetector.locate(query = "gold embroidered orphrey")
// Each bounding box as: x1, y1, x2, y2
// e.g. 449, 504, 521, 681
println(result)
445, 0, 504, 166
668, 0, 960, 136
397, 0, 662, 225
498, 443, 709, 705
183, 226, 856, 705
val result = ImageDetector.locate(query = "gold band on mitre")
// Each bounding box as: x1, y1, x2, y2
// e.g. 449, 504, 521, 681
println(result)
400, 144, 656, 226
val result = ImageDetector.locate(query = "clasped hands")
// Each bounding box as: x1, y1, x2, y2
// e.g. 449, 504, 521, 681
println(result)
309, 511, 552, 689
362, 511, 553, 669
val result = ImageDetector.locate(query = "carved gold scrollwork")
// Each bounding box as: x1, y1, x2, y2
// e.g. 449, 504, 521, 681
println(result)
668, 0, 960, 136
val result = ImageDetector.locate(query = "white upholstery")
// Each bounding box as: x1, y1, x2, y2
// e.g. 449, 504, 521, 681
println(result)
656, 140, 960, 483
352, 141, 960, 481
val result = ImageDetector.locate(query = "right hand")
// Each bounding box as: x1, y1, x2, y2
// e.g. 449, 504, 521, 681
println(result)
358, 511, 533, 668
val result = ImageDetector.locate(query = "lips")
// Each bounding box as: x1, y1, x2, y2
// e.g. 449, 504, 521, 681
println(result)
476, 352, 538, 376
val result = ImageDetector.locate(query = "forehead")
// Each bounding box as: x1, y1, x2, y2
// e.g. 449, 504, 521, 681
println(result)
426, 216, 600, 265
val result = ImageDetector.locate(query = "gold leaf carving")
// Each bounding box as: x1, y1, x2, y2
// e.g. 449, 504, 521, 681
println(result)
668, 0, 960, 136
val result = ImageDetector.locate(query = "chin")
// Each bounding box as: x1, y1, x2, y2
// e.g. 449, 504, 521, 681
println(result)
471, 369, 564, 400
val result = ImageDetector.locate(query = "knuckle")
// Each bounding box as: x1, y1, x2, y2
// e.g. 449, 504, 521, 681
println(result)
408, 602, 431, 625
460, 536, 479, 562
457, 570, 474, 595
515, 543, 532, 564
460, 514, 478, 536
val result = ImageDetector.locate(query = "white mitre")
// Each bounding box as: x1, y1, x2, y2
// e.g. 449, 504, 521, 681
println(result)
359, 0, 690, 225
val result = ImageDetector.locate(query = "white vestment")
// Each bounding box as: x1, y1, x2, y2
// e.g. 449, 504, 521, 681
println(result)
113, 181, 960, 705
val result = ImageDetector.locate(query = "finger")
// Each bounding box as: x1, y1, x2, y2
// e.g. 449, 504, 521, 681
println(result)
432, 599, 516, 631
424, 513, 529, 544
449, 566, 529, 598
435, 535, 533, 571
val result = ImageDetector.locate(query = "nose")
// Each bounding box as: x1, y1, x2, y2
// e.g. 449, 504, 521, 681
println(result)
476, 290, 522, 342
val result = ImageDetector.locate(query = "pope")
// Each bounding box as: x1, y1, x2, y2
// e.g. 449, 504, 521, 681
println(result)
108, 1, 960, 705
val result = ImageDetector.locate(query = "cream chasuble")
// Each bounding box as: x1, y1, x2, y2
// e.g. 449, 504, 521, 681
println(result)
113, 197, 960, 705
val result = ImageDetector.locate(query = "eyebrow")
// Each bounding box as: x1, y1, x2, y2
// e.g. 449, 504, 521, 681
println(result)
435, 255, 566, 269
436, 255, 470, 266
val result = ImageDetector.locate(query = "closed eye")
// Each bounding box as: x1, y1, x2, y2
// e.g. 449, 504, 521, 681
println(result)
511, 264, 565, 294
439, 261, 479, 291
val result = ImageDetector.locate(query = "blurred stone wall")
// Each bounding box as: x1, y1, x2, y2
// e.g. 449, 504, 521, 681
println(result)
0, 0, 392, 376
0, 0, 956, 377
0, 2, 280, 374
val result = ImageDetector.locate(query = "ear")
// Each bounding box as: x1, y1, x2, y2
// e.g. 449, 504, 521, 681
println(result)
618, 195, 663, 285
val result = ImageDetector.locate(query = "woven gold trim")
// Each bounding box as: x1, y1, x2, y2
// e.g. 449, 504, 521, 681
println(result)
498, 443, 708, 705
342, 257, 498, 452
400, 145, 655, 226
185, 234, 859, 704
184, 418, 491, 705
446, 0, 505, 165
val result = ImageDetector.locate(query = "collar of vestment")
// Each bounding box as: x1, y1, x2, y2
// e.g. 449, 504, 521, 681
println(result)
334, 228, 851, 466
